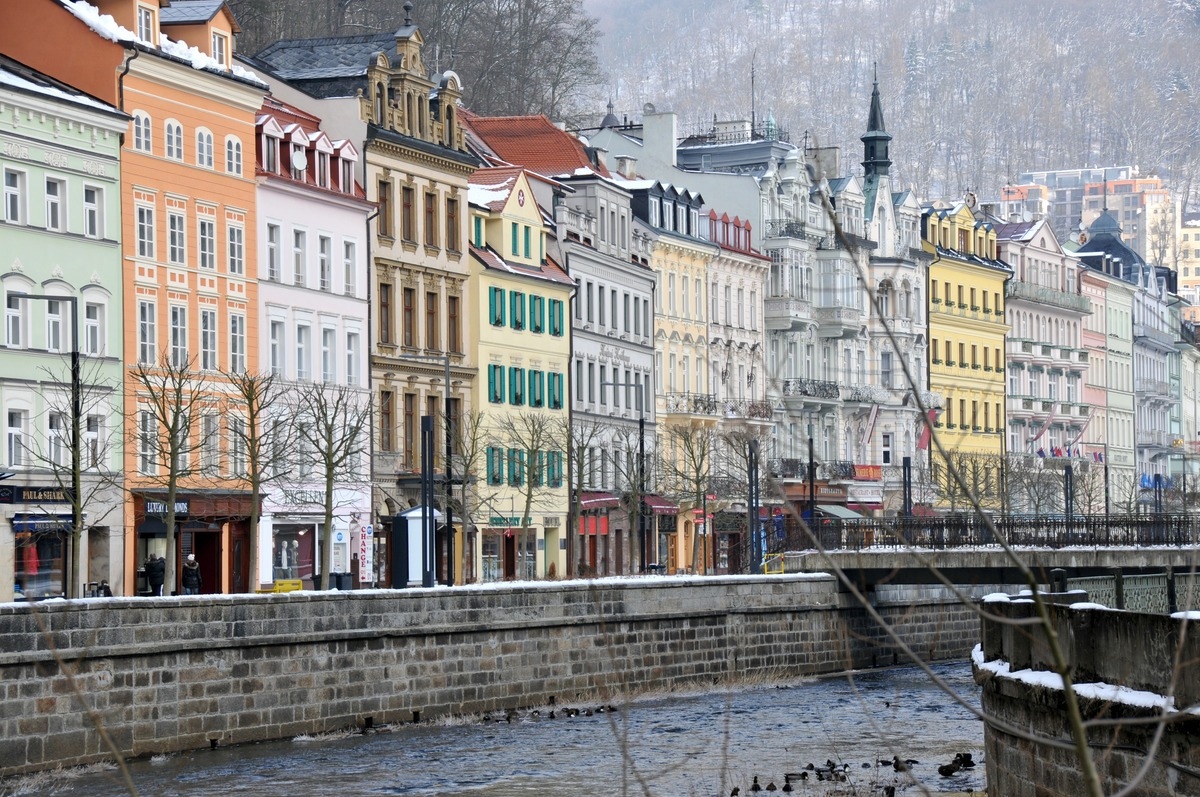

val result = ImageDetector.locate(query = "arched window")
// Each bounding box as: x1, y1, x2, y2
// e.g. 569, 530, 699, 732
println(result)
225, 136, 243, 175
133, 112, 152, 152
196, 128, 214, 168
165, 120, 183, 160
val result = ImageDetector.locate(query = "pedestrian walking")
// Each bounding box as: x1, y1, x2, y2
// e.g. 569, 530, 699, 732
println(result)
145, 554, 165, 596
97, 580, 113, 597
181, 553, 202, 595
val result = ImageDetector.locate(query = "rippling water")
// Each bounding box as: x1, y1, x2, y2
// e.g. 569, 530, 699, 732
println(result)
8, 662, 984, 797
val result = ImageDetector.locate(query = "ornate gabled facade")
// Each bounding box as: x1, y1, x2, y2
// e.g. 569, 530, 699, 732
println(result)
255, 4, 480, 582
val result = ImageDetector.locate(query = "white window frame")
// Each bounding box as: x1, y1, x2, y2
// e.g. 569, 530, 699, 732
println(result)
318, 235, 331, 290
138, 300, 156, 364
48, 412, 67, 467
229, 312, 246, 374
296, 324, 311, 381
84, 302, 103, 356
229, 416, 246, 477
227, 223, 245, 275
83, 185, 102, 238
169, 305, 188, 367
4, 168, 26, 224
346, 332, 359, 386
136, 204, 155, 259
200, 413, 220, 476
45, 300, 63, 353
267, 223, 280, 281
133, 112, 152, 152
168, 211, 186, 264
211, 31, 228, 67
224, 136, 242, 175
165, 120, 184, 161
269, 320, 284, 376
85, 414, 101, 469
264, 135, 279, 173
195, 128, 214, 169
343, 241, 356, 296
293, 230, 306, 286
321, 327, 336, 382
136, 4, 155, 41
6, 295, 24, 348
137, 409, 155, 475
44, 176, 64, 231
200, 308, 218, 371
7, 409, 28, 468
198, 218, 216, 270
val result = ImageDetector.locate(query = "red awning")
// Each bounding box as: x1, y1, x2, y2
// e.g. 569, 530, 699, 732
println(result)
847, 503, 883, 512
642, 494, 679, 515
580, 491, 620, 510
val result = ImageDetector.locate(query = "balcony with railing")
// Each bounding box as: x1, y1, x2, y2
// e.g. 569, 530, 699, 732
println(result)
1134, 322, 1177, 350
764, 218, 819, 242
1136, 378, 1172, 402
764, 295, 813, 331
819, 460, 856, 481
1137, 429, 1172, 449
1005, 280, 1092, 314
816, 305, 863, 338
770, 458, 808, 479
719, 398, 775, 420
843, 384, 892, 404
662, 392, 718, 415
779, 377, 841, 400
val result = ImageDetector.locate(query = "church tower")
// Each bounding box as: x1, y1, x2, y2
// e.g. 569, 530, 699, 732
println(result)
861, 67, 892, 179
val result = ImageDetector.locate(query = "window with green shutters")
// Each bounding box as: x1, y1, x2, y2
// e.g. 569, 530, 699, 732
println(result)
486, 446, 504, 485
530, 294, 545, 333
548, 372, 564, 409
509, 367, 525, 405
511, 222, 519, 255
532, 451, 546, 487
548, 299, 564, 336
510, 291, 525, 330
529, 370, 545, 407
473, 216, 483, 247
523, 225, 531, 258
508, 448, 524, 486
548, 451, 563, 487
489, 286, 505, 326
488, 364, 505, 403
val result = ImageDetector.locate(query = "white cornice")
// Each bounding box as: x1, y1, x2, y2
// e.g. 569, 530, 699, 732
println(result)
129, 53, 264, 113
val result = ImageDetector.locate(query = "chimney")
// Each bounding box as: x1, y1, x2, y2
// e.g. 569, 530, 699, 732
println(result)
642, 111, 677, 168
616, 155, 638, 179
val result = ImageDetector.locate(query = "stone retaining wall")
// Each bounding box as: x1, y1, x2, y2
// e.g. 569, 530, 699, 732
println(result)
0, 575, 977, 777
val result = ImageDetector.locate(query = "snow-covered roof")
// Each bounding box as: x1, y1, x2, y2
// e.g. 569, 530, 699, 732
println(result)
0, 57, 120, 116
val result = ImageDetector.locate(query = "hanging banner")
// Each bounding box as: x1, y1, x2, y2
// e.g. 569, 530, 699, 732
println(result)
359, 523, 374, 583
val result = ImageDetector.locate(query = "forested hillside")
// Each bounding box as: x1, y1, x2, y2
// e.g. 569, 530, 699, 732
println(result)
232, 0, 1200, 208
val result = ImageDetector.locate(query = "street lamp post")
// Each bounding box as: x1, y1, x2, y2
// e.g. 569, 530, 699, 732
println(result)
601, 380, 647, 571
397, 353, 454, 586
16, 293, 82, 597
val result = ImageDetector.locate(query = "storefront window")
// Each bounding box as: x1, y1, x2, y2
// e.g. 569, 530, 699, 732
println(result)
482, 529, 501, 582
14, 516, 68, 600
273, 525, 315, 582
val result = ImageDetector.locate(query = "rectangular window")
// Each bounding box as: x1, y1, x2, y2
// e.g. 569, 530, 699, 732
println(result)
198, 218, 216, 270
880, 351, 892, 388
379, 282, 393, 344
83, 186, 102, 238
529, 369, 544, 407
169, 305, 187, 367
83, 302, 102, 355
529, 294, 545, 333
84, 415, 101, 469
47, 412, 66, 467
380, 390, 395, 451
424, 191, 438, 247
402, 287, 415, 347
3, 169, 24, 224
296, 325, 311, 380
882, 432, 893, 465
378, 179, 393, 237
267, 224, 280, 280
489, 286, 505, 326
488, 364, 505, 404
269, 320, 284, 376
6, 410, 27, 467
509, 367, 525, 406
403, 393, 415, 469
138, 300, 156, 364
508, 447, 525, 487
200, 413, 220, 476
229, 313, 246, 373
200, 308, 217, 370
45, 300, 62, 353
446, 197, 459, 252
343, 241, 356, 295
401, 186, 415, 241
510, 291, 525, 330
318, 236, 331, 290
227, 224, 245, 275
136, 205, 155, 259
486, 447, 504, 485
425, 291, 439, 350
473, 215, 483, 247
137, 410, 154, 474
523, 225, 531, 258
346, 332, 360, 386
229, 416, 246, 477
136, 4, 154, 41
321, 328, 336, 382
292, 230, 306, 286
168, 212, 186, 264
548, 451, 563, 487
44, 178, 64, 231
548, 299, 563, 336
548, 372, 564, 409
511, 221, 519, 256
448, 295, 461, 353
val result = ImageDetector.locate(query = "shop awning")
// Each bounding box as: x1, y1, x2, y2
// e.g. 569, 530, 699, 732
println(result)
580, 491, 620, 510
847, 502, 883, 512
642, 494, 679, 515
12, 514, 73, 533
815, 504, 865, 520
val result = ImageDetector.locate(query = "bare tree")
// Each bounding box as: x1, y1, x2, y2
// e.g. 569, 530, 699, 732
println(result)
494, 410, 562, 579
128, 356, 211, 594
223, 368, 291, 591
934, 450, 1003, 514
448, 407, 489, 583
290, 382, 371, 590
562, 415, 607, 576
657, 423, 714, 573
1003, 453, 1065, 515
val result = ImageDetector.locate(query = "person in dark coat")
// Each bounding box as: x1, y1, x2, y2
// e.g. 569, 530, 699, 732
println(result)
145, 554, 165, 596
97, 580, 113, 597
181, 553, 202, 595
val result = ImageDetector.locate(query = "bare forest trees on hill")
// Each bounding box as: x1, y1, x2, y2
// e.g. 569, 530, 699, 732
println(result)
230, 0, 602, 122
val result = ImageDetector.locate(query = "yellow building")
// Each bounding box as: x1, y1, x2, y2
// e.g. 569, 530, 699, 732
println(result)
466, 167, 573, 581
924, 202, 1011, 504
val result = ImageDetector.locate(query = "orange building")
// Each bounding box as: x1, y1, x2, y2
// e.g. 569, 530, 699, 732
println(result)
1, 0, 267, 595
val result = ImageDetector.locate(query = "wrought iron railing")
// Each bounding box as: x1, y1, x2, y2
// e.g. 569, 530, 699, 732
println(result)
663, 392, 718, 415
779, 378, 840, 399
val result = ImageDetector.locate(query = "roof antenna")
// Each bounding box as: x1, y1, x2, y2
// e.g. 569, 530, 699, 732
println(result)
404, 0, 414, 26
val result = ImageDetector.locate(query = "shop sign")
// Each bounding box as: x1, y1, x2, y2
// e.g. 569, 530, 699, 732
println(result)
489, 516, 520, 526
359, 524, 374, 583
281, 489, 324, 507
542, 516, 560, 527
12, 513, 74, 532
853, 465, 882, 481
146, 500, 189, 516
0, 486, 76, 504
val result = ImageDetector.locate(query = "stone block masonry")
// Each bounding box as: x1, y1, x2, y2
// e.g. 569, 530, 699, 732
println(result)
0, 575, 977, 777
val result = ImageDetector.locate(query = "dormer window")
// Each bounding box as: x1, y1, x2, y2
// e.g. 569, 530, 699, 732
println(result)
291, 144, 305, 180
264, 135, 278, 173
211, 32, 228, 68
339, 159, 353, 194
136, 4, 155, 42
317, 152, 330, 188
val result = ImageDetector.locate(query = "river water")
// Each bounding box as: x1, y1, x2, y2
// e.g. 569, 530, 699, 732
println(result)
8, 661, 985, 797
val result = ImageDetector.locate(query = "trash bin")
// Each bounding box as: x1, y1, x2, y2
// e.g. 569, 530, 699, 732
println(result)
333, 572, 354, 590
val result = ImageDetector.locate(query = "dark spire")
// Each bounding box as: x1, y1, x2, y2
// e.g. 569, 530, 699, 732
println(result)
861, 67, 892, 178
404, 0, 414, 26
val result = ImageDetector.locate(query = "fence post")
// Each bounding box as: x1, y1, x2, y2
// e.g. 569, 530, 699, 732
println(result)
1111, 566, 1125, 610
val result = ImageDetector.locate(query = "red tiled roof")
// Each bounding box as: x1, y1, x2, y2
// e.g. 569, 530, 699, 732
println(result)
469, 245, 575, 287
463, 114, 611, 179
